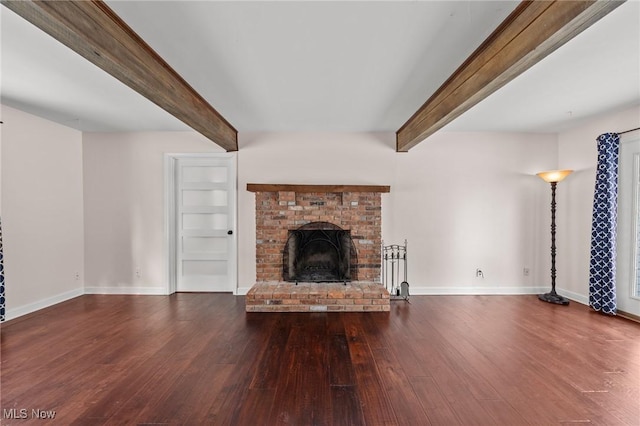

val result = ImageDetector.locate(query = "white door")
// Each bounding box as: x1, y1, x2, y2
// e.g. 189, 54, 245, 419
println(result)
171, 154, 236, 292
617, 135, 640, 316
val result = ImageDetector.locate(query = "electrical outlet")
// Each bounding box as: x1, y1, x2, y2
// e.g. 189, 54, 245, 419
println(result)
475, 268, 484, 278
74, 272, 80, 280
135, 268, 141, 278
523, 267, 530, 277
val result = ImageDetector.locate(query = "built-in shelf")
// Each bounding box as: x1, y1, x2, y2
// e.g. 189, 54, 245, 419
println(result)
246, 183, 390, 193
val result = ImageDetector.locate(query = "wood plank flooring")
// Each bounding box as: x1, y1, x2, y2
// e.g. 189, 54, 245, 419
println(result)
1, 294, 639, 425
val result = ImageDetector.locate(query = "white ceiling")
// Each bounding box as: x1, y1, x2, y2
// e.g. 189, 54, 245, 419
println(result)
1, 1, 639, 139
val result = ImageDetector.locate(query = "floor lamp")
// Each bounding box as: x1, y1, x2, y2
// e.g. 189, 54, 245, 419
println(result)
537, 169, 573, 305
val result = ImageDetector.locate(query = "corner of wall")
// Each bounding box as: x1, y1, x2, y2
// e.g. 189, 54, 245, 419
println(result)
2, 105, 85, 320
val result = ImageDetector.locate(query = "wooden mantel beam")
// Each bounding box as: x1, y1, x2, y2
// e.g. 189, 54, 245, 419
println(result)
247, 183, 390, 193
2, 0, 238, 151
396, 0, 624, 152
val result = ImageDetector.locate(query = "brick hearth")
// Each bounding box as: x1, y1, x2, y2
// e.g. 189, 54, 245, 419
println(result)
245, 282, 390, 312
246, 184, 390, 312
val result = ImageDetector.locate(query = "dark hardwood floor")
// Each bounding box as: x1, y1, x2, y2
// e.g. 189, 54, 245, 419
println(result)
1, 294, 639, 425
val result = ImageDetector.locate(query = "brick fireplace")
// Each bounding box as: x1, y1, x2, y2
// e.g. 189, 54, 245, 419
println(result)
246, 184, 390, 312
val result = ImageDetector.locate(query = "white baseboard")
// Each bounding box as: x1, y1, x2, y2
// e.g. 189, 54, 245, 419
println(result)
408, 285, 590, 306
235, 286, 251, 296
5, 287, 84, 321
556, 287, 589, 305
2, 284, 588, 321
408, 286, 549, 296
236, 284, 550, 297
84, 286, 167, 295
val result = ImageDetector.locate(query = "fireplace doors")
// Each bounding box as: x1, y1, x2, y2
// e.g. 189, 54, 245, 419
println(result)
282, 222, 357, 282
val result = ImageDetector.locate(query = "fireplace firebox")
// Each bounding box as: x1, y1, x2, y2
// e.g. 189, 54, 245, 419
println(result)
283, 222, 357, 283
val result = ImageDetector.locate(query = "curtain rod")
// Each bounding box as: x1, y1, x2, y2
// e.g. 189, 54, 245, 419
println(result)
618, 127, 640, 135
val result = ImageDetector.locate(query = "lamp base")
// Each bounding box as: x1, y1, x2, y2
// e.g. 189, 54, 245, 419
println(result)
538, 291, 570, 305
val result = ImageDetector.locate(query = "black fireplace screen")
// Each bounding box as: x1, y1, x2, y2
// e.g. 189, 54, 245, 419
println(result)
282, 222, 357, 282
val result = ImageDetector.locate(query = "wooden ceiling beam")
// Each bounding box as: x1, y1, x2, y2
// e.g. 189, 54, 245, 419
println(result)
2, 0, 238, 151
396, 0, 624, 152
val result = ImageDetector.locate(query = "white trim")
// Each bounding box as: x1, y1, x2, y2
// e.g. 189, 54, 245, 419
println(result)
240, 283, 583, 300
164, 154, 178, 295
556, 287, 589, 305
620, 132, 640, 143
236, 286, 252, 296
407, 285, 589, 305
628, 152, 639, 300
84, 286, 167, 295
165, 153, 238, 294
5, 287, 83, 321
408, 286, 549, 295
615, 137, 640, 315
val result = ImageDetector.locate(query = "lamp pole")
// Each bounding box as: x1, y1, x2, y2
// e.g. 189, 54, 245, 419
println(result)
537, 170, 572, 305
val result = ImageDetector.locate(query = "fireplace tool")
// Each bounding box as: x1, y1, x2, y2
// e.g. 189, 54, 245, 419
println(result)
382, 240, 410, 302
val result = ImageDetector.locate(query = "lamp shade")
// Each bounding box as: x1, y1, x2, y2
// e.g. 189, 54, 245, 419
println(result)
536, 169, 573, 183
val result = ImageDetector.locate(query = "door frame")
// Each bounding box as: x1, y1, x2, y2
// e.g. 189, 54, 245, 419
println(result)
164, 153, 237, 295
616, 135, 640, 316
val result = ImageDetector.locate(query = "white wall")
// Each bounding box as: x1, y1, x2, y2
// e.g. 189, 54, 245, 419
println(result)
4, 103, 635, 317
82, 132, 225, 293
0, 108, 562, 309
238, 131, 556, 295
391, 132, 557, 294
1, 105, 84, 320
237, 132, 397, 292
83, 130, 556, 296
557, 105, 640, 303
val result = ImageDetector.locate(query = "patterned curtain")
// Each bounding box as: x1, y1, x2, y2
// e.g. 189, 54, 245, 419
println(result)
589, 133, 620, 314
0, 216, 4, 322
